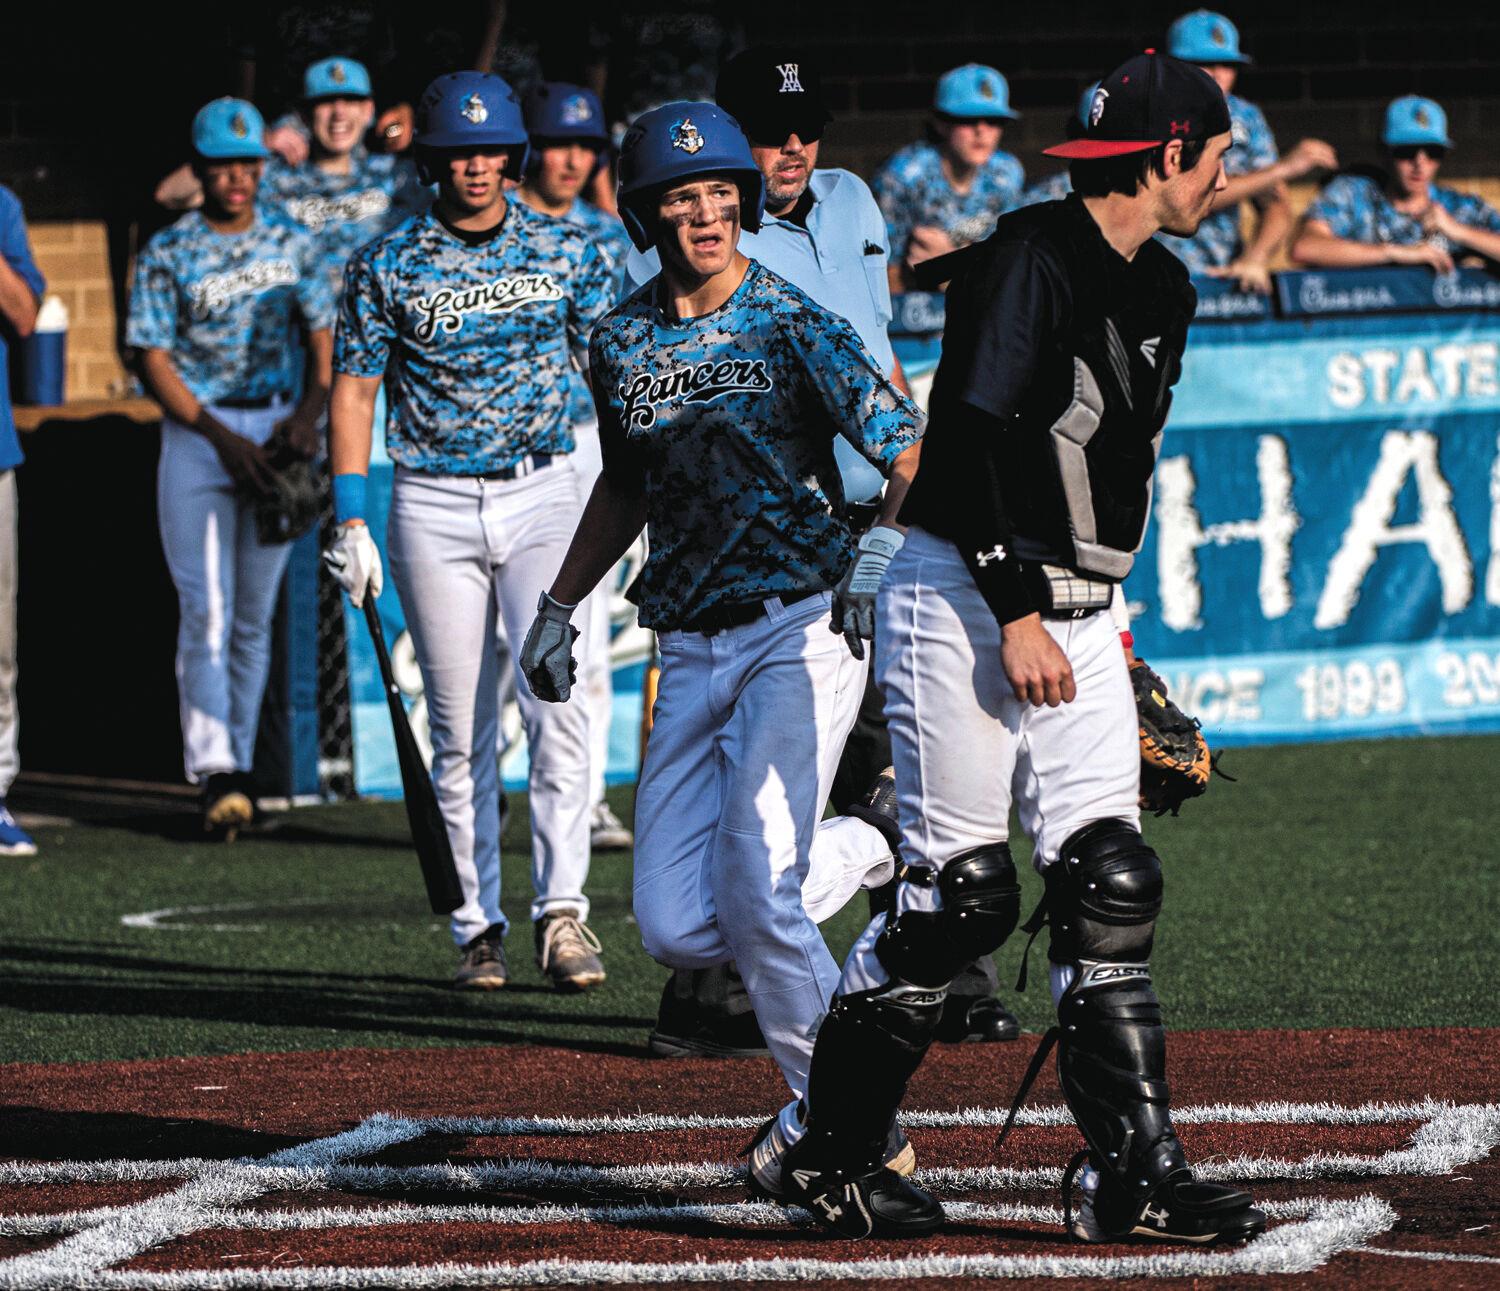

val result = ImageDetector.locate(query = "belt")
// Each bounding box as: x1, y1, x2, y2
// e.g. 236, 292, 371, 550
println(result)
1019, 561, 1114, 621
468, 452, 554, 481
682, 588, 822, 636
216, 392, 287, 410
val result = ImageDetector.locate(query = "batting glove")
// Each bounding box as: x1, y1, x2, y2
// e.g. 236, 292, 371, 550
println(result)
321, 521, 383, 607
521, 591, 581, 703
831, 525, 904, 660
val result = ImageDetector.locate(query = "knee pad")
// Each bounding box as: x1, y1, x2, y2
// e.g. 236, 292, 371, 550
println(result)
876, 843, 1021, 988
1045, 820, 1162, 967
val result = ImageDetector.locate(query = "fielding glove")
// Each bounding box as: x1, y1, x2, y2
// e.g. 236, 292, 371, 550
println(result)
1133, 658, 1219, 816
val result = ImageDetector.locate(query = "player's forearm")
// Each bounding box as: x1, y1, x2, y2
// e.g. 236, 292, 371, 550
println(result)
328, 373, 379, 480
1445, 220, 1500, 261
0, 258, 38, 337
293, 329, 333, 421
1289, 228, 1396, 268
548, 474, 647, 607
1244, 196, 1293, 265
874, 441, 921, 533
138, 348, 219, 436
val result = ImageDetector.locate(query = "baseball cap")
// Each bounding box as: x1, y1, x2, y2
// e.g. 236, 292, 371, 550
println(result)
304, 57, 373, 101
715, 46, 832, 143
192, 97, 270, 160
934, 64, 1019, 120
1167, 10, 1252, 65
1044, 50, 1229, 159
1383, 95, 1452, 149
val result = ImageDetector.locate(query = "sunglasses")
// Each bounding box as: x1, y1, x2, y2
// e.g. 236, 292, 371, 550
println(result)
744, 118, 827, 145
1391, 145, 1446, 162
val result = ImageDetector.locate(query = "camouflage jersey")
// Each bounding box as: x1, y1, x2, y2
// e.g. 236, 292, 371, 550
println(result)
590, 259, 924, 630
126, 208, 333, 404
335, 201, 615, 474
1304, 175, 1500, 252
1157, 93, 1278, 272
872, 139, 1024, 264
260, 149, 430, 300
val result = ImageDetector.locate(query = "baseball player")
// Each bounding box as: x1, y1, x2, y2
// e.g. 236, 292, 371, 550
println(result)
520, 102, 923, 1110
324, 72, 613, 993
127, 97, 334, 837
766, 53, 1268, 1247
624, 47, 1018, 1056
872, 64, 1025, 292
1292, 95, 1500, 271
1158, 10, 1337, 290
518, 81, 636, 854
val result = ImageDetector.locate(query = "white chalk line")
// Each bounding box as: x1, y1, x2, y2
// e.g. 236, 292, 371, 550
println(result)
0, 1102, 1494, 1288
1357, 1246, 1500, 1266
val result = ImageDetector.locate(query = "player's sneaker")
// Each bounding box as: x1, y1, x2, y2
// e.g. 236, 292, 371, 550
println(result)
1063, 1151, 1267, 1245
648, 974, 770, 1058
535, 911, 606, 991
202, 773, 253, 841
590, 801, 633, 850
454, 924, 508, 990
779, 1129, 942, 1239
0, 798, 37, 856
746, 1100, 916, 1200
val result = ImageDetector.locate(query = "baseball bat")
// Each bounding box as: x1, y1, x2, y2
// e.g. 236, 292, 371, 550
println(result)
363, 599, 464, 915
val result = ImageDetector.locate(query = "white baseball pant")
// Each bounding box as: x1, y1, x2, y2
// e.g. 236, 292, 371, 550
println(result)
563, 419, 613, 808
633, 591, 895, 1098
837, 525, 1140, 998
387, 462, 594, 946
157, 402, 293, 783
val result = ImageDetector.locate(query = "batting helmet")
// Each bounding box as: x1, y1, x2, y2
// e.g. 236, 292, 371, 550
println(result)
415, 71, 529, 181
524, 83, 608, 145
615, 101, 764, 252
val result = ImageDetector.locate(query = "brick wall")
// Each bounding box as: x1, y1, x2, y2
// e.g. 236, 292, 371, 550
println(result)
26, 222, 129, 402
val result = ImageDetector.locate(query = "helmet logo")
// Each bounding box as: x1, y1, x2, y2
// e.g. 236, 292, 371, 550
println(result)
230, 111, 249, 139
561, 94, 593, 126
1089, 87, 1108, 127
776, 63, 803, 94
670, 117, 705, 154
330, 62, 347, 84
1415, 105, 1430, 126
461, 93, 489, 125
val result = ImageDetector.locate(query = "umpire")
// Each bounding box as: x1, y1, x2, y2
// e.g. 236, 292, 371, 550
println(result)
773, 52, 1268, 1246
628, 46, 1019, 1057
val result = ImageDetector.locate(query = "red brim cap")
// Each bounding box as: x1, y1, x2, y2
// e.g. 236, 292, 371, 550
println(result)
1042, 138, 1163, 158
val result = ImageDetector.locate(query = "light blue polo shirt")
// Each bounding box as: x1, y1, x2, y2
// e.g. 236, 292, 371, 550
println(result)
625, 167, 895, 501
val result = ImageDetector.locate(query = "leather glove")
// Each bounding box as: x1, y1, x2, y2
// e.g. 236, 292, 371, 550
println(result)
830, 525, 904, 660
321, 521, 383, 607
521, 591, 581, 702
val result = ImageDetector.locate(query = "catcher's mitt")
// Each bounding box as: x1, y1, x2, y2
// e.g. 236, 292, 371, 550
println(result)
249, 431, 321, 546
1131, 658, 1220, 816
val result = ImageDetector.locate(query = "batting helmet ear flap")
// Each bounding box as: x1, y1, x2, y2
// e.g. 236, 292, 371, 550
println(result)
618, 198, 653, 253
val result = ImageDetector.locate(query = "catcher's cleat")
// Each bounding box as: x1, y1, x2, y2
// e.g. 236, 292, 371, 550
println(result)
1064, 1151, 1267, 1246
936, 994, 1022, 1043
745, 1100, 915, 1199
202, 773, 253, 842
779, 1133, 942, 1239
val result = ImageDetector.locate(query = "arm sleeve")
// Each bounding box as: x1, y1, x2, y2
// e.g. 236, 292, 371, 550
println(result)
1303, 176, 1361, 239
333, 252, 395, 377
0, 190, 44, 302
788, 307, 923, 473
124, 238, 177, 352
589, 337, 646, 493
295, 235, 336, 331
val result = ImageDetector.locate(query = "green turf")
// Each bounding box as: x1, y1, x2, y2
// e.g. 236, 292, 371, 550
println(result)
2, 733, 1497, 1064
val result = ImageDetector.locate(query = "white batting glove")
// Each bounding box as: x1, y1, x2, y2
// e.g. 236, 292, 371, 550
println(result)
321, 521, 383, 607
521, 592, 581, 703
831, 525, 904, 660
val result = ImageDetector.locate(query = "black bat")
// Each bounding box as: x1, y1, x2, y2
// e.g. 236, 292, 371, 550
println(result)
363, 599, 463, 914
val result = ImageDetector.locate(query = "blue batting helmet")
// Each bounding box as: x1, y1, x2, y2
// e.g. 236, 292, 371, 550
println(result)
524, 83, 608, 144
615, 101, 764, 252
415, 72, 529, 180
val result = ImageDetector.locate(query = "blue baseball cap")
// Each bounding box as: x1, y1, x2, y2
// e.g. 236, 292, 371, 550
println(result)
934, 64, 1019, 121
1384, 95, 1452, 149
304, 57, 372, 101
1168, 10, 1252, 65
192, 97, 269, 160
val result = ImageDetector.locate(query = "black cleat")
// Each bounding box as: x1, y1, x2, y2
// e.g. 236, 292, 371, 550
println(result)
1066, 1154, 1267, 1245
936, 994, 1021, 1043
647, 977, 770, 1058
781, 1137, 943, 1239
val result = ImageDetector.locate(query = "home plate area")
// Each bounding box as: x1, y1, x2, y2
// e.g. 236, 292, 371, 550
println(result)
0, 1029, 1496, 1289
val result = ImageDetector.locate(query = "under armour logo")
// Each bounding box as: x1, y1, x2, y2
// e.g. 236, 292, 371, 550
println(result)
1169, 119, 1191, 135
974, 544, 1007, 566
776, 63, 804, 93
1142, 1203, 1171, 1230
792, 1170, 844, 1220
1140, 336, 1160, 367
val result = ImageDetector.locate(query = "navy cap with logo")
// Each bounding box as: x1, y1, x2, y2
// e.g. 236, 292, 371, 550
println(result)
715, 46, 832, 144
1044, 50, 1229, 159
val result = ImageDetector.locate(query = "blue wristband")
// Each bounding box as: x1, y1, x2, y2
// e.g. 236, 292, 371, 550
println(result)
332, 473, 368, 525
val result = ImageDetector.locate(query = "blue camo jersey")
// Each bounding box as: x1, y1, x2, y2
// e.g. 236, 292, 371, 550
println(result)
1304, 175, 1500, 252
1158, 94, 1278, 272
1014, 169, 1073, 210
260, 150, 430, 299
590, 260, 924, 630
872, 140, 1024, 263
126, 210, 333, 404
557, 197, 633, 426
335, 202, 614, 473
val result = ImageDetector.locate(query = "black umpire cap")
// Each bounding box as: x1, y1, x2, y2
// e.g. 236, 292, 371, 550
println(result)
1044, 49, 1229, 159
716, 46, 833, 144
